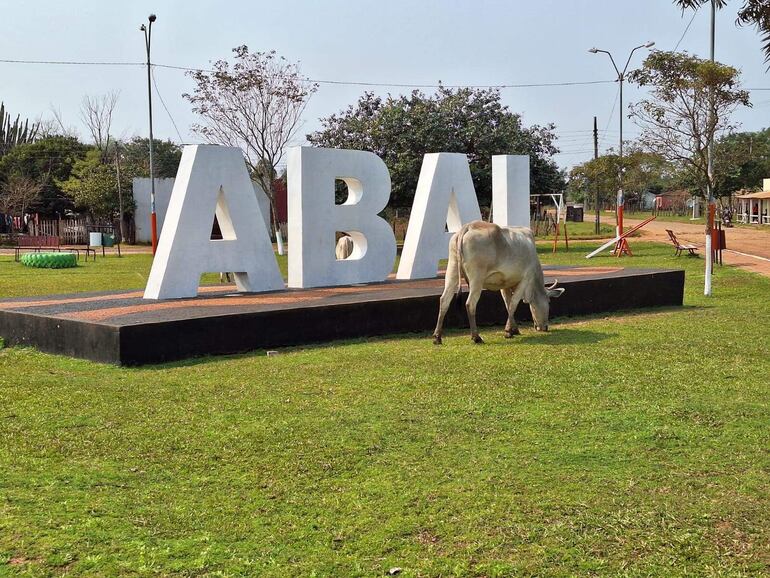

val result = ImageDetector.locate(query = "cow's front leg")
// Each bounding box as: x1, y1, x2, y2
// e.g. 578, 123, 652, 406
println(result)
500, 288, 519, 337
466, 279, 484, 344
503, 284, 526, 338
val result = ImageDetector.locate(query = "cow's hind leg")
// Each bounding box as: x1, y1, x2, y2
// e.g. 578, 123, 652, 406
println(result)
433, 259, 459, 345
502, 285, 526, 338
466, 277, 484, 344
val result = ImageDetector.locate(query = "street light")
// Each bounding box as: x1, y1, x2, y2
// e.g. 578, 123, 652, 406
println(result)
589, 41, 655, 252
140, 14, 158, 255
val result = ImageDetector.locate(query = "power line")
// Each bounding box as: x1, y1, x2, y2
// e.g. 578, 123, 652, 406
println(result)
158, 63, 618, 88
599, 84, 620, 150
5, 56, 770, 91
151, 66, 185, 143
673, 6, 699, 52
0, 58, 143, 67
0, 58, 614, 89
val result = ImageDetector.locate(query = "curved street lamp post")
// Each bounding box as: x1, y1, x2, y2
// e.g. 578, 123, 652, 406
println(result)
140, 14, 158, 255
589, 41, 655, 246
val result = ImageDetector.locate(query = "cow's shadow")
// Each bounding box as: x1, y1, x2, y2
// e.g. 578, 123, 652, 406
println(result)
506, 327, 609, 346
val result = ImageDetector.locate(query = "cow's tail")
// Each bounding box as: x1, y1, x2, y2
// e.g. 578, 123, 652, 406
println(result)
455, 225, 468, 311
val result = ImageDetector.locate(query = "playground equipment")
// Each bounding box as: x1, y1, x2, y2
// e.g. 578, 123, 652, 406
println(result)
552, 221, 569, 253
586, 215, 656, 259
20, 252, 77, 269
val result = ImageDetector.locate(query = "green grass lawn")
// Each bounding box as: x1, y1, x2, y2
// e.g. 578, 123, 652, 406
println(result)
622, 211, 705, 225
0, 243, 768, 576
533, 221, 616, 240
0, 254, 289, 298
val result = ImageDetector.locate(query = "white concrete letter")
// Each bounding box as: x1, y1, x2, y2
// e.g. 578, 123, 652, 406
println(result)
492, 155, 530, 227
287, 146, 397, 288
396, 153, 481, 279
143, 145, 283, 300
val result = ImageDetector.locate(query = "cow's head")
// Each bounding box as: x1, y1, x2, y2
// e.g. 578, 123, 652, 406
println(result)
530, 280, 565, 332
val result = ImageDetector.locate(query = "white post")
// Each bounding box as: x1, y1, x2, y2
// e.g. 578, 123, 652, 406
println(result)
275, 229, 285, 256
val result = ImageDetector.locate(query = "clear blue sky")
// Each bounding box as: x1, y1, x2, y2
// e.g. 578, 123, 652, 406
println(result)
1, 0, 768, 170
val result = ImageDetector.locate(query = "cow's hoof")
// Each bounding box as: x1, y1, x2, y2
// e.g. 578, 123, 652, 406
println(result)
433, 336, 442, 345
471, 334, 484, 344
504, 328, 520, 338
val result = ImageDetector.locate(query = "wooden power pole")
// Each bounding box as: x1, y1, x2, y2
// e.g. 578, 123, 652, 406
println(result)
594, 116, 600, 235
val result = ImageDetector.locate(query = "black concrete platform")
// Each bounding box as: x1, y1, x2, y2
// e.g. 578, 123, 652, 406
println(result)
0, 266, 684, 365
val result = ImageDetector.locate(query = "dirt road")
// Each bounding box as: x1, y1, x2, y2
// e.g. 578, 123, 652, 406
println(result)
603, 216, 770, 278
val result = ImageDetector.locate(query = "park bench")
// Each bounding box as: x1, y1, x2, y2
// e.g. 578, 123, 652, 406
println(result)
14, 234, 94, 262
666, 229, 699, 257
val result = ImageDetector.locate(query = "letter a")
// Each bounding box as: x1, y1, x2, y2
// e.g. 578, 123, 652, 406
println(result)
144, 145, 283, 300
396, 153, 481, 279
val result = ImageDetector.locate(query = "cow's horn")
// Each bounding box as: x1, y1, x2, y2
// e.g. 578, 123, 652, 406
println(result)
547, 279, 559, 290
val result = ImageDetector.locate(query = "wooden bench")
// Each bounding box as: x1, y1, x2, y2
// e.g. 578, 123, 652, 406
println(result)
666, 229, 699, 257
14, 234, 94, 262
15, 234, 60, 261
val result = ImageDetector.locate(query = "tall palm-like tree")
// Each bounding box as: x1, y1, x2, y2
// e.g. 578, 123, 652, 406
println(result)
675, 1, 770, 61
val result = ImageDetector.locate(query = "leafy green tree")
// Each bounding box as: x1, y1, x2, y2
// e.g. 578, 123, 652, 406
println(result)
60, 149, 133, 221
568, 148, 675, 207
628, 51, 750, 199
121, 137, 182, 178
712, 128, 770, 195
307, 87, 565, 208
0, 136, 88, 215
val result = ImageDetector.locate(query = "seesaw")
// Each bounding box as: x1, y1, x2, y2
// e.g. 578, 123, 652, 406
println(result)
586, 215, 656, 259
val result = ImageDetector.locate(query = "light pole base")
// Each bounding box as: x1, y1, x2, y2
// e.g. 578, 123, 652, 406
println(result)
151, 212, 158, 256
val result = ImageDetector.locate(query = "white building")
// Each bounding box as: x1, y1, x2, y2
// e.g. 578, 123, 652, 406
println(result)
735, 178, 770, 225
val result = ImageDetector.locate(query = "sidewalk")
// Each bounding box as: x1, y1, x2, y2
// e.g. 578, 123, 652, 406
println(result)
600, 215, 770, 278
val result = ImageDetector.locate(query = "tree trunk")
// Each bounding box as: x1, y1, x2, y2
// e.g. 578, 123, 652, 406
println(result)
267, 181, 285, 256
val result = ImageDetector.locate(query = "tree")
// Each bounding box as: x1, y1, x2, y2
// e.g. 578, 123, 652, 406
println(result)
674, 1, 770, 63
628, 51, 750, 200
308, 87, 564, 208
712, 128, 770, 195
0, 136, 88, 215
0, 175, 43, 220
121, 137, 181, 178
183, 46, 318, 233
568, 148, 675, 208
80, 92, 119, 161
60, 149, 134, 221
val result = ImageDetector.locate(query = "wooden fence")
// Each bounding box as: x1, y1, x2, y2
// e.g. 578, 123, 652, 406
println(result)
28, 218, 89, 245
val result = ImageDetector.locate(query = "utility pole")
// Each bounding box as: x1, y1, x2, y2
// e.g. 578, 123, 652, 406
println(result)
115, 143, 125, 242
594, 116, 600, 235
704, 0, 716, 295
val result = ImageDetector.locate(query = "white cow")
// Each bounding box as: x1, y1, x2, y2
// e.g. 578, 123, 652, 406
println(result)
335, 235, 354, 260
433, 220, 564, 344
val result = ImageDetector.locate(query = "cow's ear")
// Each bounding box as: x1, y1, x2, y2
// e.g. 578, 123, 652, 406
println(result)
548, 287, 565, 299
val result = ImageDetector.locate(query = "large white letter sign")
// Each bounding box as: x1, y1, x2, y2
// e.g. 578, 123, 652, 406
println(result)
396, 153, 482, 280
492, 155, 530, 227
143, 145, 283, 300
287, 146, 397, 288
